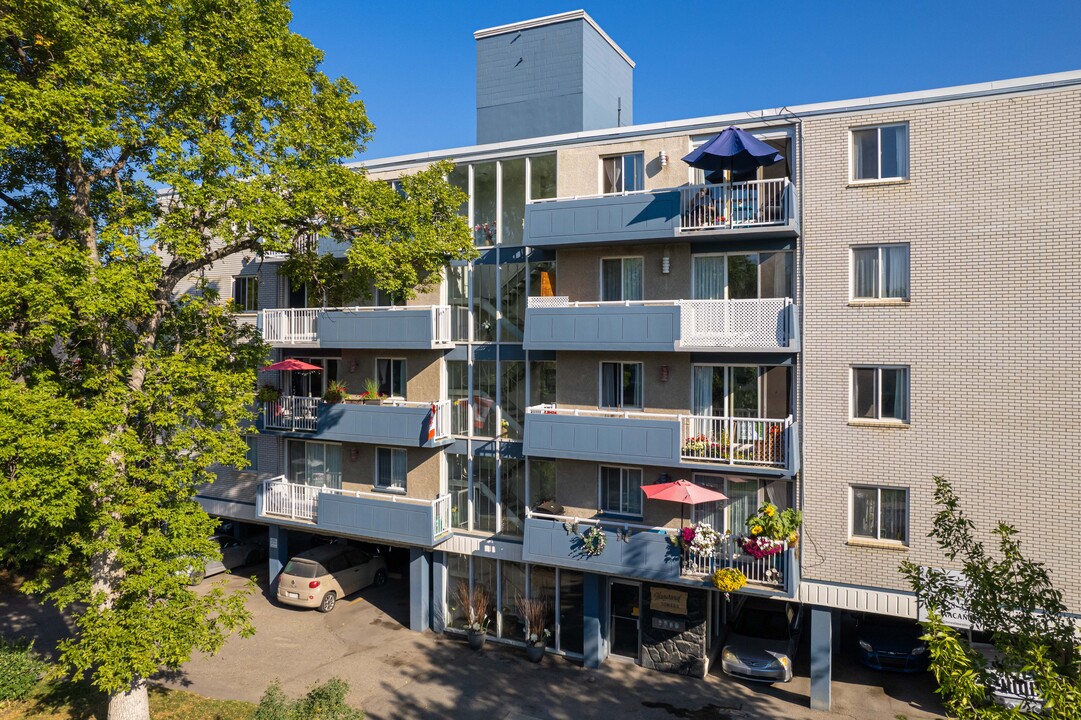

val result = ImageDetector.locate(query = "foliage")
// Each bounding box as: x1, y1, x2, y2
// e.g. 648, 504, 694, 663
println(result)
0, 1, 472, 717
257, 385, 283, 403
322, 380, 347, 404
453, 580, 490, 633
360, 377, 383, 400
514, 595, 552, 645
900, 477, 1081, 718
0, 638, 48, 701
744, 503, 802, 543
254, 678, 363, 720
581, 526, 607, 557
712, 568, 747, 594
738, 535, 786, 559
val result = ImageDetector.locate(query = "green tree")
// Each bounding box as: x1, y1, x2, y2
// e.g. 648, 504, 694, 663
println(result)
900, 477, 1081, 718
0, 2, 472, 719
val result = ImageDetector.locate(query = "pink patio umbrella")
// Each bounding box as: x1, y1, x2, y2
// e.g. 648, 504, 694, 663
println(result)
261, 358, 323, 372
642, 479, 727, 527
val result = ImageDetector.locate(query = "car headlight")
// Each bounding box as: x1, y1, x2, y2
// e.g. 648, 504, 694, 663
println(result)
777, 656, 790, 668
912, 645, 927, 656
858, 639, 874, 652
722, 649, 738, 664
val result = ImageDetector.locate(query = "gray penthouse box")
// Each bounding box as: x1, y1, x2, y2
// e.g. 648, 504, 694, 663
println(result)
475, 11, 634, 144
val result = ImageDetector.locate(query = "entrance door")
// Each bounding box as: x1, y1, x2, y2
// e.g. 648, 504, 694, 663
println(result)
609, 581, 641, 660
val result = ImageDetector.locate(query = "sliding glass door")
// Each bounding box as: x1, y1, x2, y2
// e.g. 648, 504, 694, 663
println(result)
692, 253, 793, 300
287, 440, 342, 489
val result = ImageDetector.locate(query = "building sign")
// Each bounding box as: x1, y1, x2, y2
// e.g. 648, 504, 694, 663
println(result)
652, 616, 686, 632
650, 587, 688, 616
916, 567, 972, 630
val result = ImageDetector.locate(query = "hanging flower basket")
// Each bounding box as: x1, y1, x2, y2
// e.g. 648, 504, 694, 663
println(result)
712, 568, 747, 593
581, 526, 606, 557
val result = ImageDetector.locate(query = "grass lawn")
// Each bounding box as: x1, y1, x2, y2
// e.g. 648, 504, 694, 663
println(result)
0, 680, 256, 720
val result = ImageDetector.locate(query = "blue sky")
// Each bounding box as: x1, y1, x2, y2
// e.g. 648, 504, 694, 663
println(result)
289, 0, 1081, 160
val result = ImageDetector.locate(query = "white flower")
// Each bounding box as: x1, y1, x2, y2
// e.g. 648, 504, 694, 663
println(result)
528, 632, 538, 643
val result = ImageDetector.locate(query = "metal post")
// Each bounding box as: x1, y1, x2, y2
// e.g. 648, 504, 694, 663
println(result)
409, 547, 431, 633
810, 606, 833, 711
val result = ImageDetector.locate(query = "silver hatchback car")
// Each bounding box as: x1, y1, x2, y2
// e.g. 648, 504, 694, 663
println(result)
721, 599, 803, 683
277, 544, 388, 613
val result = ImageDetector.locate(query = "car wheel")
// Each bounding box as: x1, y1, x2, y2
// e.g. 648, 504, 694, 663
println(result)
374, 569, 387, 587
318, 591, 337, 613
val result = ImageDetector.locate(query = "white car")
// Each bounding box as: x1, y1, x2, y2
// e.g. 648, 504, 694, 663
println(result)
186, 535, 266, 584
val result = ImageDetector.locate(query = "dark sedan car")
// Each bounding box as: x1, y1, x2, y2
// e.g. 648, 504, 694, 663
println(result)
855, 615, 929, 672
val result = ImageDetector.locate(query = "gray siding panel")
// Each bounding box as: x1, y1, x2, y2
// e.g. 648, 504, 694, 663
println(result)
316, 492, 435, 546
523, 412, 680, 465
318, 309, 439, 349
524, 305, 679, 351
521, 518, 680, 582
525, 191, 680, 247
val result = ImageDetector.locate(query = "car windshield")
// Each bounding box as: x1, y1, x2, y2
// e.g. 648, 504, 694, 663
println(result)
734, 608, 791, 641
282, 559, 322, 578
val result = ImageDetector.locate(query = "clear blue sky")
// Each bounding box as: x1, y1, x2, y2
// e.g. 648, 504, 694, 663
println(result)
289, 0, 1081, 160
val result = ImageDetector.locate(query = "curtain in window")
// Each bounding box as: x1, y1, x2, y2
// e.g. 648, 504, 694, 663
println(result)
853, 128, 878, 180
622, 364, 642, 408
853, 368, 877, 418
725, 480, 759, 534
601, 259, 622, 301
882, 245, 909, 299
692, 366, 715, 416
758, 253, 792, 299
603, 157, 623, 194
623, 470, 642, 515
880, 489, 907, 541
693, 256, 726, 299
881, 368, 908, 421
600, 363, 619, 408
852, 487, 878, 537
853, 248, 878, 298
622, 258, 643, 301
881, 125, 907, 179
377, 359, 391, 396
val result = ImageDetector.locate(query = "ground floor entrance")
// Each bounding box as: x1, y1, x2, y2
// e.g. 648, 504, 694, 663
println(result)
610, 580, 641, 660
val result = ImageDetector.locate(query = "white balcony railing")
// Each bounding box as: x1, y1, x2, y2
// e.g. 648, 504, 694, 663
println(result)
262, 395, 320, 432
258, 477, 452, 541
527, 296, 796, 350
259, 309, 318, 344
679, 178, 791, 231
264, 233, 319, 259
526, 405, 793, 469
682, 535, 789, 589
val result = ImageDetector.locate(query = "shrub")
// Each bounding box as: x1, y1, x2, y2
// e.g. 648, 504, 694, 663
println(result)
255, 677, 363, 720
0, 639, 48, 701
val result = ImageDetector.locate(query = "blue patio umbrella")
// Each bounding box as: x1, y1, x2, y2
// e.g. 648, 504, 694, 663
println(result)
681, 126, 784, 175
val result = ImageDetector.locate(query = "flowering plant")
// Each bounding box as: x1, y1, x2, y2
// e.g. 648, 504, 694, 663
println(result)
581, 525, 606, 557
743, 502, 802, 544
712, 568, 747, 593
474, 222, 496, 244
454, 580, 490, 633
738, 535, 786, 559
672, 521, 722, 554
680, 433, 727, 458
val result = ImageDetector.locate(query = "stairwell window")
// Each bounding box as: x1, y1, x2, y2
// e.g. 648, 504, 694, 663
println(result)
376, 447, 407, 491
602, 153, 644, 194
851, 486, 908, 543
852, 244, 909, 300
851, 123, 908, 182
852, 366, 909, 423
600, 466, 643, 516
233, 276, 258, 312
600, 362, 643, 410
600, 257, 643, 301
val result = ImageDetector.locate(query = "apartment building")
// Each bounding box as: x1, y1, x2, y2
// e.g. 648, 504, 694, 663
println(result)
191, 10, 1081, 710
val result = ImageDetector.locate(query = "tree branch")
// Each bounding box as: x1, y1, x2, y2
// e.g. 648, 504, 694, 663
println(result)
88, 148, 132, 184
0, 190, 28, 214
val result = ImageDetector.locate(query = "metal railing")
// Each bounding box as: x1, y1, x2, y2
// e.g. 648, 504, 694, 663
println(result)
263, 233, 319, 259
526, 404, 793, 469
679, 178, 791, 231
262, 396, 320, 432
682, 536, 789, 589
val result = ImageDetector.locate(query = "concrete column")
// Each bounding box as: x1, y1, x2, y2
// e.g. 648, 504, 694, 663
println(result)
430, 551, 446, 633
267, 525, 289, 585
810, 606, 833, 712
582, 573, 607, 668
409, 547, 431, 633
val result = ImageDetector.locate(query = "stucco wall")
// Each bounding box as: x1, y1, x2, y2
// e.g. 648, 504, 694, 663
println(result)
556, 244, 693, 302
342, 444, 443, 500
555, 352, 692, 414
339, 350, 443, 401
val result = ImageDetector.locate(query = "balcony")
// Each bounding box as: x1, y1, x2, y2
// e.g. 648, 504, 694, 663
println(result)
523, 406, 798, 476
524, 297, 798, 352
263, 234, 347, 260
261, 396, 452, 448
256, 477, 451, 547
258, 306, 452, 349
523, 179, 796, 248
522, 512, 796, 596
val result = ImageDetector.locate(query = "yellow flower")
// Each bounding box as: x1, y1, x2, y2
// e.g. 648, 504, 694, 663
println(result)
764, 505, 776, 517
751, 525, 763, 535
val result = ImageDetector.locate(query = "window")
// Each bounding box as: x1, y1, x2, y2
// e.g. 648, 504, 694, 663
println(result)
600, 362, 643, 410
233, 276, 258, 312
851, 124, 908, 181
852, 366, 909, 422
376, 358, 405, 398
600, 466, 643, 516
287, 440, 341, 489
851, 486, 908, 542
375, 447, 407, 491
852, 244, 909, 300
600, 257, 643, 301
602, 153, 644, 194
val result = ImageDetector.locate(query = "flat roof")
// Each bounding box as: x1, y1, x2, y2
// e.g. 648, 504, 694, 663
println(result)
473, 10, 634, 68
357, 68, 1081, 172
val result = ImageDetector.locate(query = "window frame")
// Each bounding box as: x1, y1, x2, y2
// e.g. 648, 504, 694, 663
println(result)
233, 276, 258, 312
375, 357, 406, 398
850, 243, 911, 301
851, 365, 910, 423
598, 465, 644, 517
598, 361, 644, 411
849, 122, 909, 183
599, 256, 644, 302
375, 446, 407, 492
600, 152, 645, 194
849, 485, 909, 544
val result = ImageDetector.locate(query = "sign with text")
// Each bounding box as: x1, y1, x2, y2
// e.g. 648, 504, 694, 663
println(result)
650, 587, 688, 616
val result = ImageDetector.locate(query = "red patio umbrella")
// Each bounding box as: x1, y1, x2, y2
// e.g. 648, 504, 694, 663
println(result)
642, 479, 727, 526
262, 358, 323, 372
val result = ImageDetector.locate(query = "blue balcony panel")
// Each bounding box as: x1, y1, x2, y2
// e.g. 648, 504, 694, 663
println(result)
521, 517, 682, 582
523, 411, 680, 465
524, 304, 679, 352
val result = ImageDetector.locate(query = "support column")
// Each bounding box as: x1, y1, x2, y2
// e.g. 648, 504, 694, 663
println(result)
267, 525, 288, 585
430, 551, 446, 633
810, 606, 833, 712
409, 547, 431, 633
582, 573, 607, 668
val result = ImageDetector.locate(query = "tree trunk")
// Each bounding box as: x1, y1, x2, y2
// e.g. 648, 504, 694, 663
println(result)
108, 676, 149, 720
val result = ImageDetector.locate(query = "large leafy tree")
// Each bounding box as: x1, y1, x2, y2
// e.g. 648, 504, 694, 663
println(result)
0, 2, 472, 719
900, 477, 1081, 718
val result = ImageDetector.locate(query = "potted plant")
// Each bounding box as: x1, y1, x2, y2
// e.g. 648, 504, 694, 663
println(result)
256, 384, 281, 403
454, 580, 490, 650
322, 380, 347, 404
514, 595, 551, 663
359, 377, 386, 404
740, 502, 803, 557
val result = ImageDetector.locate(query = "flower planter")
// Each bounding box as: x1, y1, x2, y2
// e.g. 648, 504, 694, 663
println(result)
466, 629, 486, 650
525, 642, 546, 663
